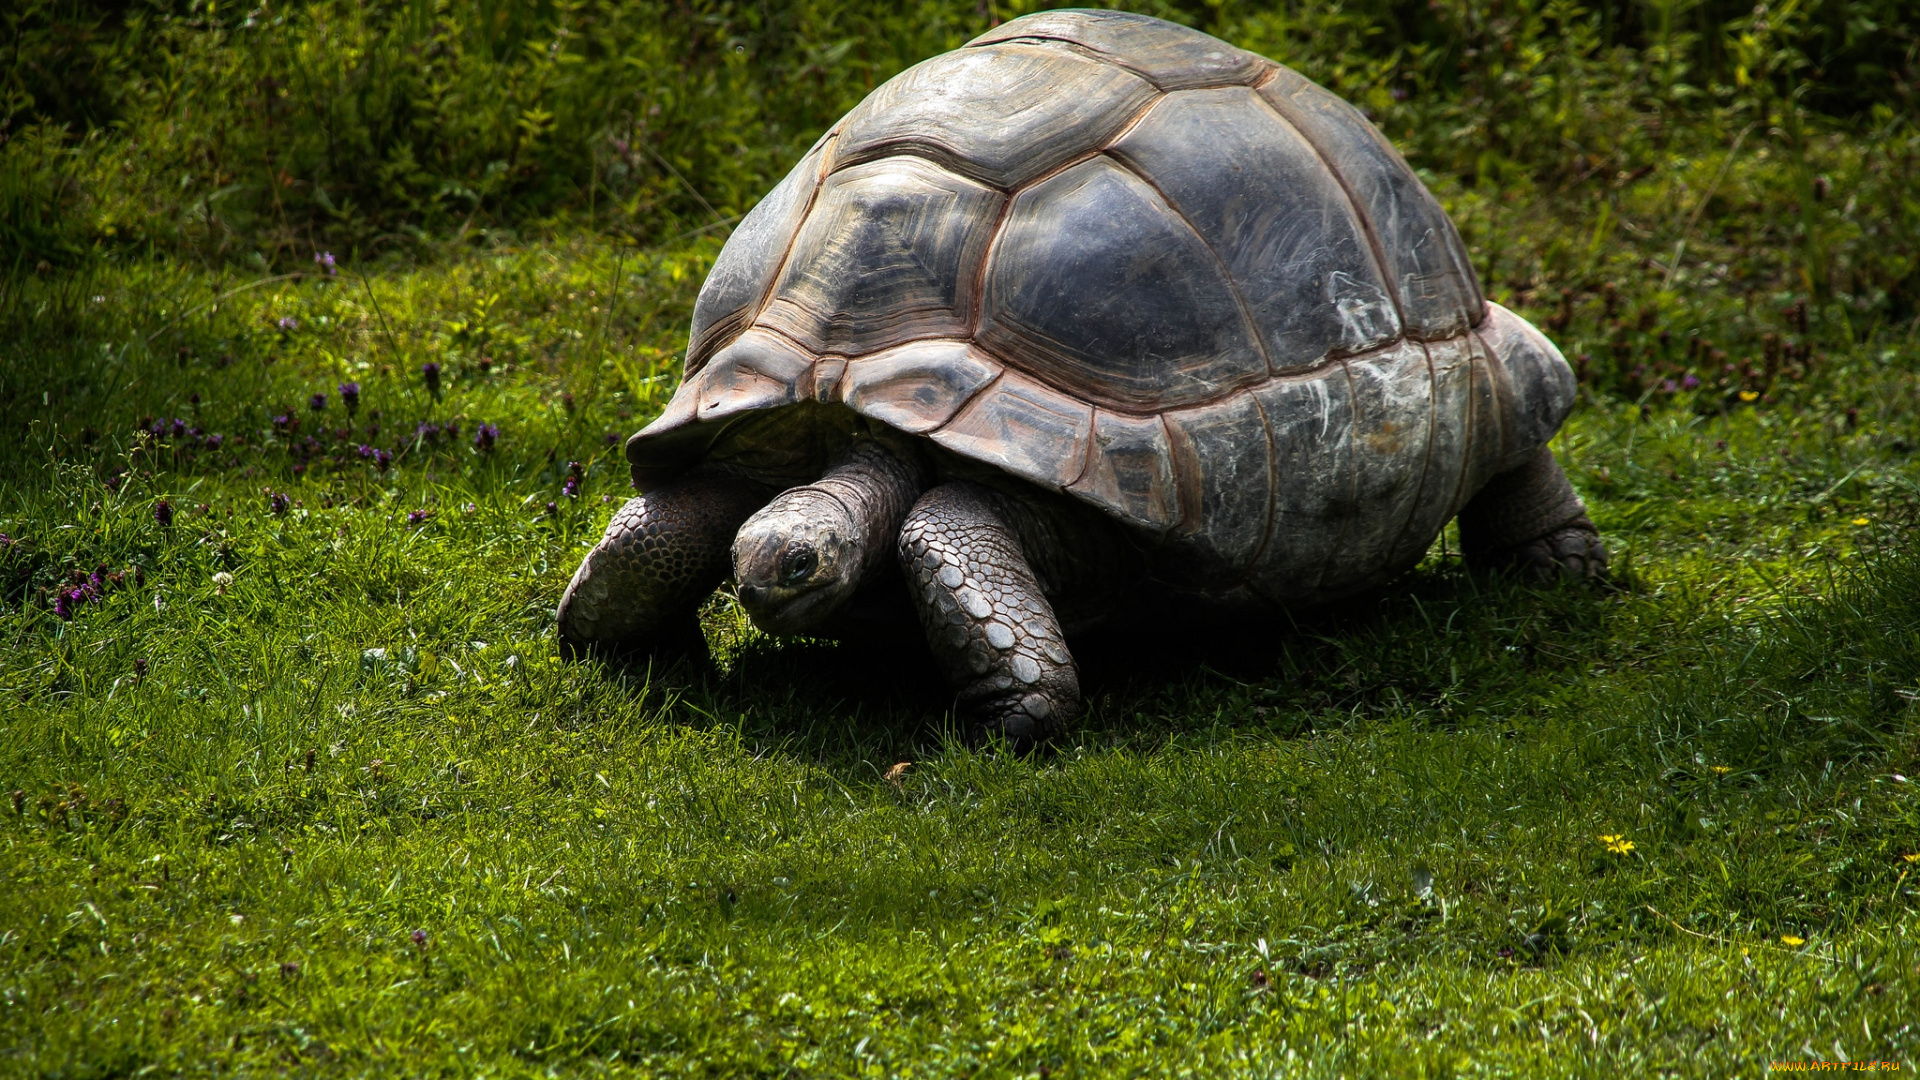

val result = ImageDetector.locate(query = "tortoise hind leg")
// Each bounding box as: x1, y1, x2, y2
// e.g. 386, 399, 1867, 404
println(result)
558, 470, 769, 659
898, 483, 1078, 748
1457, 446, 1608, 582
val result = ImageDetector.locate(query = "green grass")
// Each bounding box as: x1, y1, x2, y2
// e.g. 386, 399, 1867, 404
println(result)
4, 238, 1919, 1075
5, 1, 1920, 1073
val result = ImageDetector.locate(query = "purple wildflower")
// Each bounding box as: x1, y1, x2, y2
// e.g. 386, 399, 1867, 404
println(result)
545, 500, 559, 517
416, 421, 441, 444
268, 491, 291, 516
473, 422, 499, 453
277, 316, 298, 333
1682, 373, 1700, 390
374, 448, 393, 471
272, 413, 294, 434
155, 500, 174, 528
422, 362, 442, 399
562, 461, 583, 499
1662, 379, 1678, 394
406, 509, 432, 526
53, 590, 75, 620
411, 929, 429, 949
171, 417, 188, 438
356, 443, 374, 459
605, 432, 619, 445
310, 392, 327, 412
339, 382, 360, 415
314, 251, 337, 277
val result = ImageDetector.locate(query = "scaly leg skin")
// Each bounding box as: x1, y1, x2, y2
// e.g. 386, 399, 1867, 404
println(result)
1457, 445, 1609, 583
898, 483, 1078, 747
557, 470, 768, 660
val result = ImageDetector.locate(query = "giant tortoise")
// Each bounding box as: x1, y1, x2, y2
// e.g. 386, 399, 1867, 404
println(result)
557, 9, 1606, 743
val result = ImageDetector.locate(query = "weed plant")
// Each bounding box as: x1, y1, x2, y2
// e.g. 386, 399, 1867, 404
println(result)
3, 0, 1920, 1075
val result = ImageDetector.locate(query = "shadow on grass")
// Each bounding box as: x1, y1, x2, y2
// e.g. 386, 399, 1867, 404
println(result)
592, 560, 1628, 767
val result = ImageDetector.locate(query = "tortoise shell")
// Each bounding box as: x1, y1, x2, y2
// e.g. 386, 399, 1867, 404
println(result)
628, 8, 1575, 605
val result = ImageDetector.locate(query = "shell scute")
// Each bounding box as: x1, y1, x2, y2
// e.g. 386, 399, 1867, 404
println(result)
839, 339, 1002, 434
1257, 67, 1483, 339
980, 157, 1265, 411
1246, 365, 1357, 600
833, 43, 1155, 189
693, 330, 812, 424
1159, 390, 1274, 586
1067, 410, 1181, 532
1476, 302, 1574, 471
1111, 87, 1400, 371
759, 156, 1004, 356
967, 9, 1268, 90
1315, 341, 1432, 596
929, 370, 1094, 492
1385, 337, 1473, 571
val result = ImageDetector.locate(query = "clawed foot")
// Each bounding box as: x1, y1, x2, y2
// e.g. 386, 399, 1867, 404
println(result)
1478, 516, 1609, 584
959, 672, 1077, 749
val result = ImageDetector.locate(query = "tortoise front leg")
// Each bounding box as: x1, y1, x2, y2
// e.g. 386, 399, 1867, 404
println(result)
557, 470, 769, 659
898, 483, 1078, 746
1457, 445, 1608, 582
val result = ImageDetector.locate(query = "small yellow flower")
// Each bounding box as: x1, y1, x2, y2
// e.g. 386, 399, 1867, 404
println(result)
1738, 389, 1760, 402
1599, 834, 1635, 855
1901, 853, 1920, 864
1710, 765, 1732, 775
1852, 516, 1870, 526
1780, 934, 1806, 946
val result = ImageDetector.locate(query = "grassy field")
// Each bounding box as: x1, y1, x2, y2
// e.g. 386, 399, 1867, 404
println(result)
6, 1, 1920, 1075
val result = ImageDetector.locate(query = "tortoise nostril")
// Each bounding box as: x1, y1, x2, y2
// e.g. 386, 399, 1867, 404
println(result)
738, 584, 768, 607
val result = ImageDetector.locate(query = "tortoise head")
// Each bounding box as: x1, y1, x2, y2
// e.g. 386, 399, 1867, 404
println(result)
731, 493, 866, 636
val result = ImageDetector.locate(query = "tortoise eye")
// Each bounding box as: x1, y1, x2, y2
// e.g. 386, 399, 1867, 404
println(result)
780, 544, 817, 584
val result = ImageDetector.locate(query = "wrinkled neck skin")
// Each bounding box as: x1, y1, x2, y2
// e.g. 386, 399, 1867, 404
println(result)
732, 439, 929, 635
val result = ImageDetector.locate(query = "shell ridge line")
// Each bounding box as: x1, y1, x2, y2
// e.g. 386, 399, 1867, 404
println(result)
707, 134, 837, 371
1378, 339, 1442, 571
1303, 357, 1363, 598
1443, 336, 1481, 522
828, 137, 1018, 194
1470, 319, 1511, 462
1103, 144, 1276, 379
1230, 388, 1284, 590
1154, 411, 1185, 532
923, 368, 1006, 438
1100, 87, 1173, 154
981, 86, 1172, 367
968, 169, 1023, 335
1067, 408, 1102, 491
1247, 77, 1409, 335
